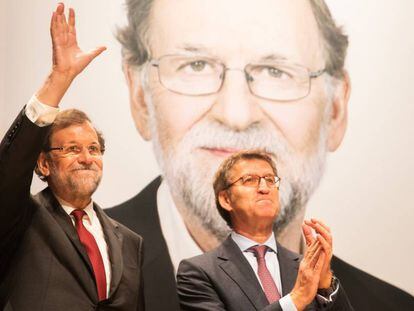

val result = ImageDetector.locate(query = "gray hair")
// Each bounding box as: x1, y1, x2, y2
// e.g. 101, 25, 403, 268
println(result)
117, 0, 348, 78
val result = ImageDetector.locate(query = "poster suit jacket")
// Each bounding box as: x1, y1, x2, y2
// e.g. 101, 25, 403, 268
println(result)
0, 110, 144, 311
107, 177, 414, 311
177, 236, 353, 311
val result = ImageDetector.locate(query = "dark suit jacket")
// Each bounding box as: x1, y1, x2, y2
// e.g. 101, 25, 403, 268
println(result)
177, 236, 353, 311
0, 110, 144, 311
107, 177, 414, 311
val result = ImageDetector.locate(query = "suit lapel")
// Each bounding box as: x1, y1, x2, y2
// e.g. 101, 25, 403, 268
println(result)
94, 203, 124, 297
218, 236, 269, 310
35, 188, 97, 300
276, 242, 301, 296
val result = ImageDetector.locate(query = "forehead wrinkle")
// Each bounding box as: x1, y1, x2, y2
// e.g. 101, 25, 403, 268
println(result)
171, 44, 221, 59
177, 47, 290, 65
149, 0, 325, 69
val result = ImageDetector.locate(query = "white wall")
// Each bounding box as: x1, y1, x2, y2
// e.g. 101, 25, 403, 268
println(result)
2, 0, 413, 295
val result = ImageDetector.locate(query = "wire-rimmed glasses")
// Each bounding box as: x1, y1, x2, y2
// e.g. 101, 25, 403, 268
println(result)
150, 54, 325, 101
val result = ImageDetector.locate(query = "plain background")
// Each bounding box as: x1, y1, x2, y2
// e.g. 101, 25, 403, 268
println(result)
1, 0, 413, 295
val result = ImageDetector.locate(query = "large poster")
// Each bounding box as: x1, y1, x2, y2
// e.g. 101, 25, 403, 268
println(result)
1, 0, 413, 299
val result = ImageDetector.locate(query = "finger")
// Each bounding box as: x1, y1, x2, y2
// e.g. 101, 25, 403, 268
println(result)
306, 221, 332, 245
61, 12, 69, 35
311, 218, 331, 233
309, 244, 323, 268
68, 8, 76, 32
316, 235, 332, 257
314, 251, 326, 273
302, 223, 315, 246
50, 11, 57, 37
56, 3, 64, 15
303, 239, 320, 261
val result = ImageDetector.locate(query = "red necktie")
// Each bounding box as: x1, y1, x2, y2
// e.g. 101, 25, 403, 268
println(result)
248, 245, 281, 303
71, 209, 107, 301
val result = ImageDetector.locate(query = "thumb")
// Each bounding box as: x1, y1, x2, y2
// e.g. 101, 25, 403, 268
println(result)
86, 46, 107, 60
82, 46, 107, 67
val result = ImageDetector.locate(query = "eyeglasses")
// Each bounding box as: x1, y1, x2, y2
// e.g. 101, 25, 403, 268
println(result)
47, 144, 105, 157
226, 174, 281, 189
150, 54, 325, 101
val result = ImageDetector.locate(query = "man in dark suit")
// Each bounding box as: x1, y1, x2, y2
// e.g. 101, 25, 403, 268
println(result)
108, 0, 414, 310
177, 151, 353, 310
0, 4, 144, 310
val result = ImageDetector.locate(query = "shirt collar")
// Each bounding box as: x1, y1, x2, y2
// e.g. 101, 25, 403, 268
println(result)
56, 196, 95, 225
231, 231, 278, 254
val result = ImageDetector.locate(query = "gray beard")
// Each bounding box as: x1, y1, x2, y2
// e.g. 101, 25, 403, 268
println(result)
148, 114, 328, 242
49, 165, 102, 201
143, 71, 331, 242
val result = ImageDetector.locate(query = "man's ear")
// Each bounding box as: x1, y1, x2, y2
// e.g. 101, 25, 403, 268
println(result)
218, 190, 233, 212
123, 63, 152, 141
36, 152, 51, 178
327, 71, 351, 152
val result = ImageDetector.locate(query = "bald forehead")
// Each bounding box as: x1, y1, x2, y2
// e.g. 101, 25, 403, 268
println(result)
148, 0, 324, 69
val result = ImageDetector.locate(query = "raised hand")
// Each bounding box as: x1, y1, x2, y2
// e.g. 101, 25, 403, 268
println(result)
36, 3, 106, 107
51, 3, 106, 79
290, 240, 326, 311
303, 218, 333, 289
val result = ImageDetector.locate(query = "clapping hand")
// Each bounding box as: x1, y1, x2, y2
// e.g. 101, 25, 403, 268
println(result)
303, 218, 333, 289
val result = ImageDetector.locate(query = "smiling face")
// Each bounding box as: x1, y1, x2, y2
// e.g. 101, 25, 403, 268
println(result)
37, 122, 103, 203
219, 159, 280, 231
126, 0, 349, 239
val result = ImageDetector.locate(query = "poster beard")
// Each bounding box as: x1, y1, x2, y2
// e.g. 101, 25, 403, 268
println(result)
145, 78, 333, 241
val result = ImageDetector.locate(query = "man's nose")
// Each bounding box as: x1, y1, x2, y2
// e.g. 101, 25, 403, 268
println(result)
257, 177, 270, 193
209, 69, 263, 131
76, 148, 94, 164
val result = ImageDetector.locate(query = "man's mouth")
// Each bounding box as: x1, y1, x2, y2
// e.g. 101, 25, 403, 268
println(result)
200, 147, 242, 157
72, 168, 97, 172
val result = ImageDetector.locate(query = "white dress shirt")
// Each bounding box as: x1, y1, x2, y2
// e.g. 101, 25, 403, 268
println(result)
25, 95, 60, 126
231, 231, 297, 311
157, 180, 203, 272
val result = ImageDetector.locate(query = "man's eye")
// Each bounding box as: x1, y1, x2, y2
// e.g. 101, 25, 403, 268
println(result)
178, 60, 212, 73
266, 67, 289, 79
189, 61, 207, 72
65, 145, 80, 153
88, 146, 100, 153
242, 176, 255, 184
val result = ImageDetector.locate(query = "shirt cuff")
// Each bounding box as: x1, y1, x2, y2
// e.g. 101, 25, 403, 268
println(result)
25, 95, 60, 127
279, 294, 298, 311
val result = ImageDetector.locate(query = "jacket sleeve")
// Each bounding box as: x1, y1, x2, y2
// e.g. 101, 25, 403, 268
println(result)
0, 109, 51, 279
323, 282, 354, 311
177, 259, 229, 311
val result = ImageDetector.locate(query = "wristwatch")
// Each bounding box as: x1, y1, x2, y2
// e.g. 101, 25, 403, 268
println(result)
317, 275, 339, 298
